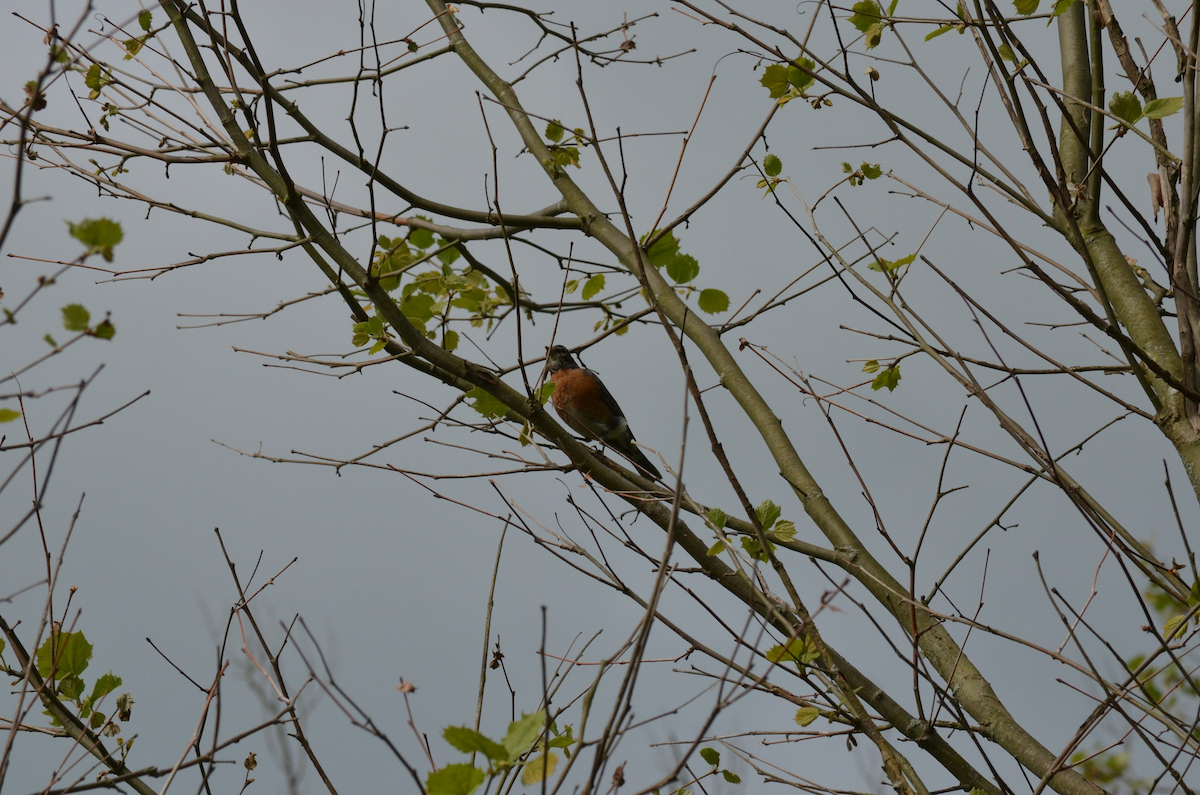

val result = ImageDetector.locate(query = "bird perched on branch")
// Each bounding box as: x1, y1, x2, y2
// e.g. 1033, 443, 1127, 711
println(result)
545, 345, 662, 480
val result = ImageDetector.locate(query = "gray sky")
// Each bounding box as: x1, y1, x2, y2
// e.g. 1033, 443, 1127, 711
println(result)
3, 1, 1194, 793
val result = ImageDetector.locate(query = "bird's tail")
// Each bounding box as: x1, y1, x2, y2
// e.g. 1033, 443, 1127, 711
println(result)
621, 444, 662, 481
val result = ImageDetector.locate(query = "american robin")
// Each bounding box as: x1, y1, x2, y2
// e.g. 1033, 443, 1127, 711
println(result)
545, 345, 662, 480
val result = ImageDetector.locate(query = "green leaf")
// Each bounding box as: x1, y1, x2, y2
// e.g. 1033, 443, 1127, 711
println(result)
89, 711, 106, 729
869, 252, 916, 273
848, 1, 883, 32
564, 279, 580, 295
87, 671, 122, 704
62, 304, 91, 332
700, 747, 720, 766
503, 711, 546, 761
741, 536, 772, 562
1051, 0, 1075, 15
0, 409, 20, 423
1143, 97, 1184, 119
437, 241, 461, 266
706, 508, 728, 530
998, 43, 1016, 62
443, 329, 459, 352
44, 334, 58, 347
666, 254, 699, 284
766, 639, 806, 664
124, 38, 144, 58
1013, 0, 1039, 15
925, 25, 953, 40
84, 64, 107, 91
763, 154, 783, 177
521, 752, 558, 785
539, 381, 557, 405
707, 540, 726, 556
426, 763, 485, 795
755, 500, 781, 530
401, 293, 436, 322
93, 319, 116, 340
862, 359, 880, 373
409, 227, 435, 249
871, 365, 901, 392
552, 147, 581, 169
697, 289, 730, 314
860, 162, 882, 179
722, 770, 741, 784
68, 218, 123, 261
467, 388, 508, 420
59, 674, 85, 701
1109, 91, 1143, 124
1163, 614, 1189, 641
138, 10, 153, 30
36, 631, 93, 679
769, 520, 796, 542
786, 59, 815, 92
545, 120, 565, 143
795, 706, 820, 726
646, 233, 680, 268
759, 64, 791, 99
581, 274, 605, 301
444, 727, 509, 762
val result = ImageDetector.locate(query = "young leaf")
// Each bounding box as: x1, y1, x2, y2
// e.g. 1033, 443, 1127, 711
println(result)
1013, 0, 1039, 15
700, 747, 721, 766
36, 631, 93, 679
426, 763, 485, 795
1143, 97, 1184, 119
646, 233, 680, 268
763, 154, 783, 177
539, 381, 557, 404
138, 9, 153, 30
409, 227, 435, 249
786, 59, 815, 92
871, 365, 902, 392
698, 289, 730, 314
443, 329, 459, 352
755, 500, 781, 530
925, 24, 953, 40
467, 387, 508, 419
769, 520, 796, 542
62, 304, 90, 332
503, 711, 546, 761
869, 252, 916, 272
759, 64, 792, 99
666, 254, 699, 284
860, 162, 882, 179
545, 119, 565, 143
443, 727, 509, 762
0, 408, 21, 423
581, 274, 605, 301
68, 218, 123, 261
722, 770, 742, 784
1108, 91, 1143, 124
707, 540, 726, 556
706, 508, 728, 530
848, 1, 883, 33
520, 752, 558, 785
862, 359, 880, 373
93, 319, 116, 340
795, 706, 820, 726
998, 43, 1016, 62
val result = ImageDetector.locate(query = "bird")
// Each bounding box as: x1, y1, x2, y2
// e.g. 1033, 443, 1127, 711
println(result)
544, 345, 662, 480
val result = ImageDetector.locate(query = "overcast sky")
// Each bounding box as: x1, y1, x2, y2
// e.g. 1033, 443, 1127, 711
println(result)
3, 2, 1194, 794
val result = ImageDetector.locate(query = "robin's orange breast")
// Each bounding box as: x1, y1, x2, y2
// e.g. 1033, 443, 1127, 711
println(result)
550, 369, 617, 437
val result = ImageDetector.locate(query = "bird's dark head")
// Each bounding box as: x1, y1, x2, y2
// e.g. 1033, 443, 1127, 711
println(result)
545, 345, 579, 373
